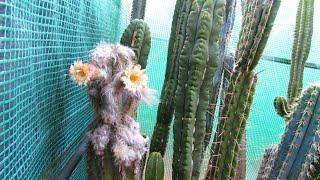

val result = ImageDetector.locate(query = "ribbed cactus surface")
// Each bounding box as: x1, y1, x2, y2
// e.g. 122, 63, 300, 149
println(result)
150, 0, 192, 156
258, 83, 320, 179
171, 0, 226, 179
131, 0, 147, 20
274, 0, 314, 119
204, 0, 236, 151
145, 152, 164, 180
120, 19, 151, 69
207, 71, 257, 179
287, 0, 314, 107
206, 0, 281, 179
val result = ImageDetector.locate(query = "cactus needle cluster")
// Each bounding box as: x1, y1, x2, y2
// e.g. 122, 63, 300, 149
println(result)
206, 0, 281, 179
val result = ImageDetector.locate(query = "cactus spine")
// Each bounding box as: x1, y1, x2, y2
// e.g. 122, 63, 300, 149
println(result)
120, 19, 151, 69
145, 152, 165, 180
206, 0, 281, 179
258, 1, 316, 179
150, 0, 192, 155
256, 145, 278, 179
287, 0, 314, 107
258, 83, 320, 179
274, 0, 314, 118
204, 0, 236, 150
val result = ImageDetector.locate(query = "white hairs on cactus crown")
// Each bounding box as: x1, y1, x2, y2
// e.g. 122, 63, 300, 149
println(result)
89, 42, 135, 69
100, 73, 125, 124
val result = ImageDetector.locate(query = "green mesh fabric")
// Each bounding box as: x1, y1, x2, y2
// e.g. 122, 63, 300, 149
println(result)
69, 156, 87, 180
0, 0, 123, 179
1, 0, 320, 179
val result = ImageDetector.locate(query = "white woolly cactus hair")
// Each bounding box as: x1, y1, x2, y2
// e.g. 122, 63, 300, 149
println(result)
87, 124, 111, 156
89, 41, 135, 74
112, 115, 149, 168
83, 41, 156, 178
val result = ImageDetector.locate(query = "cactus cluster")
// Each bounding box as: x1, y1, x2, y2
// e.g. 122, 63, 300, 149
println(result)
206, 0, 281, 179
61, 0, 319, 179
258, 83, 320, 179
258, 0, 316, 179
171, 0, 226, 179
204, 0, 236, 151
274, 0, 314, 119
149, 0, 191, 155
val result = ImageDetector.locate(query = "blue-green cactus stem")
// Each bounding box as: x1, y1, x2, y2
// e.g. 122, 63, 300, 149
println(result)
261, 84, 320, 179
307, 148, 320, 179
257, 145, 278, 179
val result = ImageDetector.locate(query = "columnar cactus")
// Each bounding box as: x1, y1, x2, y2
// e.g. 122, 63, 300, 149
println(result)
145, 152, 165, 180
206, 0, 281, 179
274, 0, 314, 118
171, 0, 226, 179
256, 145, 278, 179
235, 134, 246, 180
258, 83, 320, 179
120, 19, 151, 69
287, 0, 314, 107
149, 0, 192, 155
131, 0, 147, 20
69, 19, 154, 180
204, 0, 236, 150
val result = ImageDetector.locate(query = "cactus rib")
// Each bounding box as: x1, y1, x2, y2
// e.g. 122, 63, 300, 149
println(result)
260, 84, 320, 179
120, 19, 151, 69
204, 0, 236, 151
145, 152, 165, 180
192, 0, 226, 178
287, 0, 314, 108
206, 0, 280, 179
150, 0, 192, 155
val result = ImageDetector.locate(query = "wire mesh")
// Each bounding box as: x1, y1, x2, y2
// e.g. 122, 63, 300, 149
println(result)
0, 0, 126, 179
